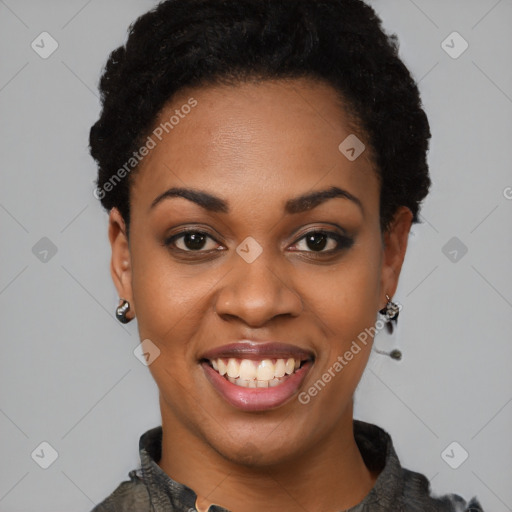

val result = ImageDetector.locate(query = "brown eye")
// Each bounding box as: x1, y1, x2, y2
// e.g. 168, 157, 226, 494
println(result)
165, 230, 220, 252
305, 232, 329, 251
292, 230, 353, 253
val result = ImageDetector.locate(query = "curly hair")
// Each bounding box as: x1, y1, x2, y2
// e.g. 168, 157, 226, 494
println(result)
89, 0, 431, 234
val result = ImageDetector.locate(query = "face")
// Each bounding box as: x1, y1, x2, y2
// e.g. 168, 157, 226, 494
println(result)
109, 78, 412, 467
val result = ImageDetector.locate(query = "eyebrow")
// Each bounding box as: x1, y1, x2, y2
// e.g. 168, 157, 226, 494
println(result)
150, 185, 363, 215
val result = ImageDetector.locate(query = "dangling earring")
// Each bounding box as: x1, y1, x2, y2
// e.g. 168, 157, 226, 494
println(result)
116, 298, 132, 324
379, 294, 400, 334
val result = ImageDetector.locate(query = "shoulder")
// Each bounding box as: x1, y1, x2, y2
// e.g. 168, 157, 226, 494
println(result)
90, 470, 152, 512
401, 467, 485, 512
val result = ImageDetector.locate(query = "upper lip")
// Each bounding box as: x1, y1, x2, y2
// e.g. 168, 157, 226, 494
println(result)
200, 341, 315, 362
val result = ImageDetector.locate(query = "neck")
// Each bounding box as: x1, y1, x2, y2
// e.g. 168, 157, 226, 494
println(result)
157, 402, 378, 512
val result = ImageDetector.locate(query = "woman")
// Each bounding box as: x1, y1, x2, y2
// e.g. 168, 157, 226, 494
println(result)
89, 0, 484, 510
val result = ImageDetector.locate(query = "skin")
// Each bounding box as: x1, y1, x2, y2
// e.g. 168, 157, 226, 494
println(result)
108, 77, 412, 512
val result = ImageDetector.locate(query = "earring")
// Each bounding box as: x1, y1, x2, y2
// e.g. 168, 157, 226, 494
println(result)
373, 347, 402, 360
116, 298, 132, 324
379, 294, 400, 334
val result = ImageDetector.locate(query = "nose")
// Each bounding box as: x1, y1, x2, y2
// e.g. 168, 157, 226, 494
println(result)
214, 251, 303, 327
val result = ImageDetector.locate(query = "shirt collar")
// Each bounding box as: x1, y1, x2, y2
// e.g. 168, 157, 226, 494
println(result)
137, 419, 403, 512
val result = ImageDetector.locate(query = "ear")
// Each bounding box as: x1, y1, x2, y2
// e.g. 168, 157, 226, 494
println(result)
379, 206, 413, 310
108, 207, 135, 320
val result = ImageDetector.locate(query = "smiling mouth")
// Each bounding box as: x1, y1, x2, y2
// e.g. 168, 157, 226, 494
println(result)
203, 357, 310, 388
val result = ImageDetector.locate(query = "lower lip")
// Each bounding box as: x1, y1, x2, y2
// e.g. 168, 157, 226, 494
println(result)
201, 361, 312, 412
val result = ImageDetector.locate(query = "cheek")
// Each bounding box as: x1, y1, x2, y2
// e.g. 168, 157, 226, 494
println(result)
297, 265, 380, 423
129, 245, 213, 409
129, 239, 211, 347
305, 235, 382, 384
314, 241, 382, 332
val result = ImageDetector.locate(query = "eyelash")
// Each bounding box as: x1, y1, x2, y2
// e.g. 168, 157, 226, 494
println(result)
163, 228, 354, 256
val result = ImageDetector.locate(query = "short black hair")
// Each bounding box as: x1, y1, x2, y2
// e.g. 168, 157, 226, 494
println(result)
89, 0, 431, 233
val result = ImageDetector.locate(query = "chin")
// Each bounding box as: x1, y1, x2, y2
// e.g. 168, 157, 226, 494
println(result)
207, 424, 311, 469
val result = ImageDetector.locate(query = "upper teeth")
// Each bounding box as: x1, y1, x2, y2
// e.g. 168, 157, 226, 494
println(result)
211, 357, 301, 381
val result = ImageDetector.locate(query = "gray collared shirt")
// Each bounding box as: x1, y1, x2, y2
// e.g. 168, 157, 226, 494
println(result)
91, 420, 484, 511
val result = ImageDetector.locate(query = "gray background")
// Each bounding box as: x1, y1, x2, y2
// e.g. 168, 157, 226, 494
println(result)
0, 1, 511, 510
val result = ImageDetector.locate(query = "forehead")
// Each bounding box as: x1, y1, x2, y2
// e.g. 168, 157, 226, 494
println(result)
131, 78, 378, 215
